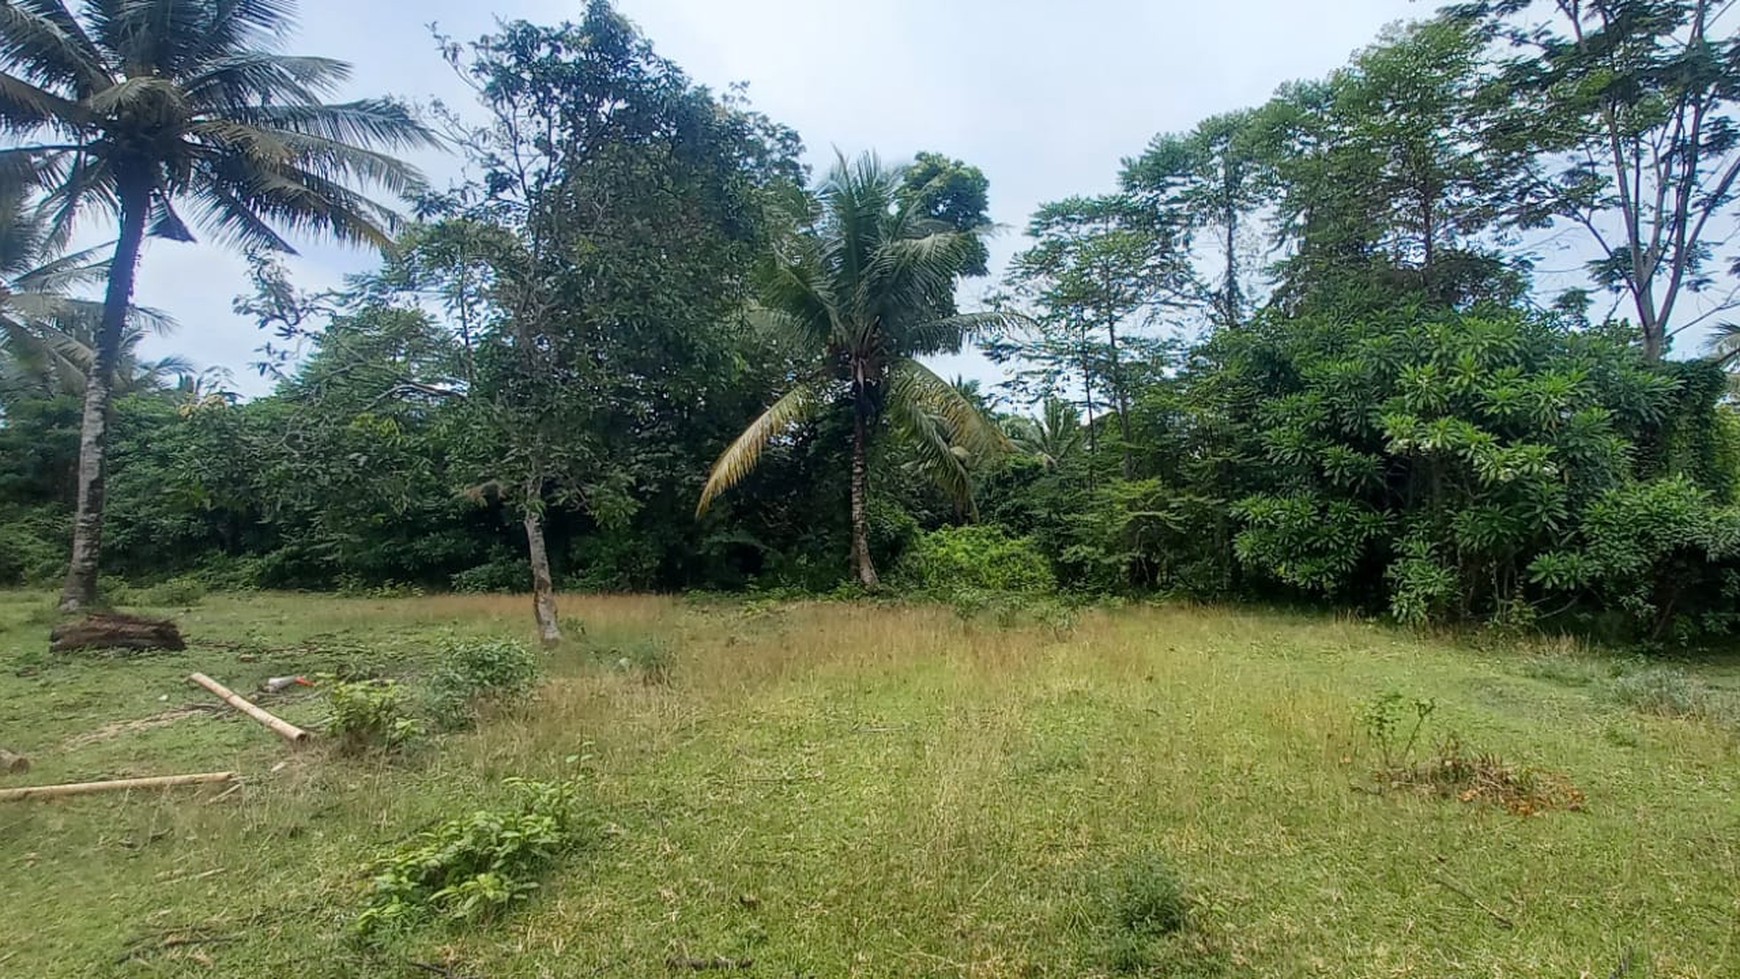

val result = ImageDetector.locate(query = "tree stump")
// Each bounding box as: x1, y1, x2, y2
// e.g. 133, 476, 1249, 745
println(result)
50, 613, 185, 654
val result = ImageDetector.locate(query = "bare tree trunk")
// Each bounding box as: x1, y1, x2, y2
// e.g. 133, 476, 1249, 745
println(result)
523, 503, 562, 646
1104, 301, 1133, 479
60, 179, 150, 612
850, 401, 879, 590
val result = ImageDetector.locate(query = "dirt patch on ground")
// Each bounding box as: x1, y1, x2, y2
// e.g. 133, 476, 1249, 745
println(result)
60, 705, 221, 749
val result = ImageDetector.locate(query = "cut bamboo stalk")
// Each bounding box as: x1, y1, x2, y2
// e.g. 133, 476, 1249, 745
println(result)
187, 673, 311, 743
0, 771, 234, 802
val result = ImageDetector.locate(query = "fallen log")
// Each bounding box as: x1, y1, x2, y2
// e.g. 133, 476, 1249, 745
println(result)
51, 614, 185, 654
187, 673, 311, 743
0, 750, 28, 775
0, 771, 233, 802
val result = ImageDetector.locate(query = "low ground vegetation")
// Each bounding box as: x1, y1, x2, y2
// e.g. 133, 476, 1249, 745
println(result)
1, 590, 1736, 976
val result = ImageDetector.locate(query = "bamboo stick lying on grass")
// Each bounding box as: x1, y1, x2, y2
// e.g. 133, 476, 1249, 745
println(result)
0, 771, 234, 802
187, 672, 311, 743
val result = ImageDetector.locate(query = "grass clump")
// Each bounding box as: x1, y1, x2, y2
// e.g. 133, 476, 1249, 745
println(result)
429, 636, 542, 729
354, 779, 585, 939
1108, 851, 1188, 937
1096, 852, 1221, 976
1608, 665, 1733, 723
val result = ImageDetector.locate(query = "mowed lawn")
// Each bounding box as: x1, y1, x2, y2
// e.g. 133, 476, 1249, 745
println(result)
0, 591, 1737, 978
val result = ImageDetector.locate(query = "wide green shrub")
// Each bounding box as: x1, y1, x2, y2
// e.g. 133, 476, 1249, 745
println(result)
892, 525, 1056, 597
354, 779, 585, 937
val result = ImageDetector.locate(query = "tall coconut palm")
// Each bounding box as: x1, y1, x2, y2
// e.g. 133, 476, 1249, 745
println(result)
0, 0, 437, 610
697, 153, 1015, 588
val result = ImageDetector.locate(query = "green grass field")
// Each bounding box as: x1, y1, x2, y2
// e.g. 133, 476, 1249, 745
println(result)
1, 590, 1737, 977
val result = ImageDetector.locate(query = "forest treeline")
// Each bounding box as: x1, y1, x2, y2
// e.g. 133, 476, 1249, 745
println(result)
5, 0, 1740, 644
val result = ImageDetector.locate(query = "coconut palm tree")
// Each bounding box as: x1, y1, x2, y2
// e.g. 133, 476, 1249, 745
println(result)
0, 0, 437, 610
697, 153, 1015, 588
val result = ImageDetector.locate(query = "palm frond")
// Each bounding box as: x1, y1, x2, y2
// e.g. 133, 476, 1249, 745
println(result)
0, 67, 81, 130
697, 383, 820, 516
0, 1, 110, 96
233, 99, 439, 152
1708, 321, 1740, 368
184, 52, 349, 104
892, 357, 1012, 463
887, 366, 977, 516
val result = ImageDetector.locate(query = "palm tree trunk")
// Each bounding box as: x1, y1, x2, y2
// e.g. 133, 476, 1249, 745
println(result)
850, 400, 879, 590
59, 179, 150, 612
523, 497, 562, 646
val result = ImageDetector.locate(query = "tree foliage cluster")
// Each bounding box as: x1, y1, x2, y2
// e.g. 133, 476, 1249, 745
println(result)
7, 0, 1740, 644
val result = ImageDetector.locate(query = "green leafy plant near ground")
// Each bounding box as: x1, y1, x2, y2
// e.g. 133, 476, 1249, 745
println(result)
326, 678, 424, 754
428, 636, 543, 729
892, 525, 1056, 599
1359, 692, 1437, 769
354, 779, 586, 938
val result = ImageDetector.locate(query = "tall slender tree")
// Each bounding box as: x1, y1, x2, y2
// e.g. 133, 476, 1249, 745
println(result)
698, 153, 1013, 588
1123, 109, 1273, 329
0, 0, 435, 610
1458, 0, 1740, 358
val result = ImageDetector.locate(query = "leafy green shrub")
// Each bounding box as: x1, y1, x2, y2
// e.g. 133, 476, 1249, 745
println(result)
1359, 692, 1437, 769
327, 678, 423, 754
428, 636, 542, 729
0, 511, 65, 586
355, 779, 585, 938
450, 556, 527, 594
893, 525, 1055, 598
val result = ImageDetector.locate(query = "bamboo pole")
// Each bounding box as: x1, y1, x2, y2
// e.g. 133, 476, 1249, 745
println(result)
187, 673, 311, 743
0, 771, 234, 802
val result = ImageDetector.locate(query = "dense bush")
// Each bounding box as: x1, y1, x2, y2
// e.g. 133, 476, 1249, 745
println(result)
327, 679, 423, 754
428, 636, 542, 729
892, 525, 1055, 597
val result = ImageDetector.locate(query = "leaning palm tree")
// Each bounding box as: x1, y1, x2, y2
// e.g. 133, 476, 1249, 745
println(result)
0, 0, 437, 610
697, 153, 1015, 588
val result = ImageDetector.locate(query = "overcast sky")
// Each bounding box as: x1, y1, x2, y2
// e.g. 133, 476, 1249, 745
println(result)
131, 0, 1419, 394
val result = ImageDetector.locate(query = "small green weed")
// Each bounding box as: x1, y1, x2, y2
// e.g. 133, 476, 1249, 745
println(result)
1359, 692, 1436, 769
1093, 852, 1217, 975
354, 779, 586, 938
